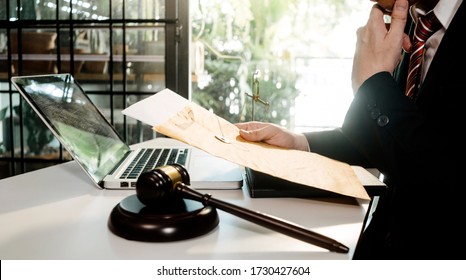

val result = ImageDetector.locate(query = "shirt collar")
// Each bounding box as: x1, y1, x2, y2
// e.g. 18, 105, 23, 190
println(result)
410, 0, 462, 29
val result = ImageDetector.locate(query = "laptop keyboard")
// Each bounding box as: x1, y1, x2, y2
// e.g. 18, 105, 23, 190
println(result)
119, 148, 189, 179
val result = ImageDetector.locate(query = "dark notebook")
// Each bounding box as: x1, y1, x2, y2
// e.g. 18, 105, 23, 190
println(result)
245, 166, 386, 198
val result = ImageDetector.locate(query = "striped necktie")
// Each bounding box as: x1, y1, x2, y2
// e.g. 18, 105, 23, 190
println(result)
405, 11, 441, 100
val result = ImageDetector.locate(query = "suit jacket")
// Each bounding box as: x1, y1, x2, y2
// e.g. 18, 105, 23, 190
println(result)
304, 2, 465, 259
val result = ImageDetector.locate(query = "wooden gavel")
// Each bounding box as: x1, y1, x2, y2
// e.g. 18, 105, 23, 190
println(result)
136, 163, 349, 254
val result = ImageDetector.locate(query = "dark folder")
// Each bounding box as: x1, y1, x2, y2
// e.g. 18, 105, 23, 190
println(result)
245, 167, 386, 198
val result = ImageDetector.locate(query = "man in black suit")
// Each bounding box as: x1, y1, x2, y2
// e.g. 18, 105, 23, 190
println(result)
236, 0, 465, 259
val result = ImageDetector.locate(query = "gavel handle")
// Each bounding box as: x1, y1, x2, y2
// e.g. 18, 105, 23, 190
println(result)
176, 183, 349, 254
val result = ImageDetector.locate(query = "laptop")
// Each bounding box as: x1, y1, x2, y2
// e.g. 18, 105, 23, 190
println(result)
11, 74, 243, 190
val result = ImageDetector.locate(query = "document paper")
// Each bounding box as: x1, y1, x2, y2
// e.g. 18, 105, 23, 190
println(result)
122, 89, 370, 200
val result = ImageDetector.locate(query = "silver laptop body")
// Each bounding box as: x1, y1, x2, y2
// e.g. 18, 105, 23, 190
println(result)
11, 74, 243, 190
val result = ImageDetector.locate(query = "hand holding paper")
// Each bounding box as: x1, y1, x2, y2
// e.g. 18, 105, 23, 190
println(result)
122, 89, 370, 200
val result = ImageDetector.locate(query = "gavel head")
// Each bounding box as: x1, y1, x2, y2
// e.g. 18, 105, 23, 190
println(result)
136, 163, 190, 206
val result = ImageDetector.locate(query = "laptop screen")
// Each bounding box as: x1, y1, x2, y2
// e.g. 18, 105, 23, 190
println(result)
11, 74, 130, 185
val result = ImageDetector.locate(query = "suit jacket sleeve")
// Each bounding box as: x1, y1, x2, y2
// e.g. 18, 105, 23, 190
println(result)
303, 71, 420, 173
304, 69, 460, 190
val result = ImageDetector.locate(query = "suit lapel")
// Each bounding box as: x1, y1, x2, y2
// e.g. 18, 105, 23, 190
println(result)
416, 1, 465, 106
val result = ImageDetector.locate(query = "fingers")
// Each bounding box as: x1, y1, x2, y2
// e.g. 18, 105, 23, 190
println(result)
352, 0, 410, 93
357, 3, 389, 47
237, 127, 261, 142
236, 122, 307, 150
401, 33, 412, 52
236, 122, 277, 142
237, 126, 272, 143
387, 0, 409, 40
370, 2, 386, 19
366, 2, 385, 30
235, 122, 260, 141
234, 122, 253, 130
235, 121, 267, 131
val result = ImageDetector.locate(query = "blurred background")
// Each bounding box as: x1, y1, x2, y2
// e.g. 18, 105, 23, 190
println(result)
0, 0, 371, 179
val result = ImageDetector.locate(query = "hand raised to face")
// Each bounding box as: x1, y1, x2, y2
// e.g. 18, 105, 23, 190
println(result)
351, 0, 410, 93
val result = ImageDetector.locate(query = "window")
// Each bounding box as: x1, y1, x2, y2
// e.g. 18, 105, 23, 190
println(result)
0, 0, 372, 180
190, 0, 372, 132
0, 0, 189, 179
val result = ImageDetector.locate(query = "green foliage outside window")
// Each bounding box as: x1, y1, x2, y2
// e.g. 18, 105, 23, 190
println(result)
191, 0, 348, 128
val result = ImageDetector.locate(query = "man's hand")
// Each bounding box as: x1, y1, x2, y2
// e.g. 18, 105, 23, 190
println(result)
351, 0, 410, 92
235, 121, 310, 151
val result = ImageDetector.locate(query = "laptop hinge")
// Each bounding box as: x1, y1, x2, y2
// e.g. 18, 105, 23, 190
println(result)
108, 150, 132, 175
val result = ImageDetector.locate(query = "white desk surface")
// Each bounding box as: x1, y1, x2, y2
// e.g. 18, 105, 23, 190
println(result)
0, 138, 371, 260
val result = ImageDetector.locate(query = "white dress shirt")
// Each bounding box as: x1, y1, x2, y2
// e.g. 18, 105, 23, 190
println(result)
410, 0, 463, 83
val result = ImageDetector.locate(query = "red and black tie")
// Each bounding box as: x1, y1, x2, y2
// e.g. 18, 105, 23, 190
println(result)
405, 11, 441, 100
